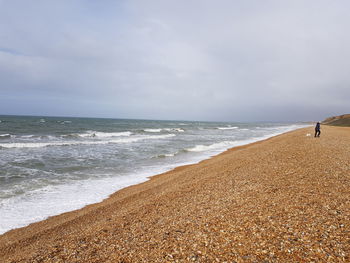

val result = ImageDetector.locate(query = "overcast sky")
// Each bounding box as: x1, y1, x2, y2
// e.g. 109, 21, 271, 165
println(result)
0, 0, 349, 122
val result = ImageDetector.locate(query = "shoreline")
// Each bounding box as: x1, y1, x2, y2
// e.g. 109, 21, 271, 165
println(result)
1, 125, 349, 262
0, 125, 306, 235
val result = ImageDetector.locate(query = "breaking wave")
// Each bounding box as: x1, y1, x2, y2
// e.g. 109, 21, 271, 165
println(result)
0, 134, 176, 149
186, 141, 238, 152
62, 131, 132, 138
0, 134, 11, 139
153, 153, 177, 158
143, 128, 184, 133
217, 126, 239, 130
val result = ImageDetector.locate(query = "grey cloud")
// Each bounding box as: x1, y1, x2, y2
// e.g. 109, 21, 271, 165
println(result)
0, 0, 349, 121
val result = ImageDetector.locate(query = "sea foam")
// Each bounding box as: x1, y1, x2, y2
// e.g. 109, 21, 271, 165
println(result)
78, 131, 132, 138
0, 134, 176, 148
186, 141, 238, 152
144, 128, 184, 133
217, 126, 239, 130
0, 117, 309, 235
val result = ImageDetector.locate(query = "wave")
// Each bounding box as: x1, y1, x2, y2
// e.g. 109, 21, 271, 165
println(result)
186, 141, 238, 152
64, 131, 132, 138
0, 134, 11, 139
17, 135, 56, 140
0, 134, 176, 149
153, 153, 177, 158
141, 134, 176, 140
165, 128, 184, 132
187, 125, 308, 154
144, 128, 184, 133
144, 129, 162, 133
217, 126, 238, 130
20, 135, 36, 138
82, 131, 133, 138
58, 120, 72, 124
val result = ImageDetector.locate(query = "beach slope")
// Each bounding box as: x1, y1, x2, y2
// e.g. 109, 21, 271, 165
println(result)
1, 126, 350, 262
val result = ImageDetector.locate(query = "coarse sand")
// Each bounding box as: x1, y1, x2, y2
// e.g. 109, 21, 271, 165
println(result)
1, 126, 349, 262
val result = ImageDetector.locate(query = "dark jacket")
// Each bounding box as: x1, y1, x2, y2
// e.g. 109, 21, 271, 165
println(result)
315, 122, 320, 131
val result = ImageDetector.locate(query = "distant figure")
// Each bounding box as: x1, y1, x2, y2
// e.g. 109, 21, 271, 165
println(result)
315, 122, 321, 137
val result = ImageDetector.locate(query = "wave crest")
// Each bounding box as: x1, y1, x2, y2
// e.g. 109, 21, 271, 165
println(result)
217, 126, 238, 130
0, 134, 11, 139
0, 134, 176, 149
186, 141, 238, 152
64, 131, 132, 138
144, 128, 184, 133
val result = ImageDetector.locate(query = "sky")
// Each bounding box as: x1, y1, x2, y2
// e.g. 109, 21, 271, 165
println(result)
0, 0, 349, 122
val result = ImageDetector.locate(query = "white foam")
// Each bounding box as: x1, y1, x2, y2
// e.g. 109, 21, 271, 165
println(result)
164, 128, 185, 132
144, 128, 184, 133
0, 134, 11, 138
217, 126, 239, 130
186, 141, 238, 152
144, 129, 162, 133
0, 173, 150, 234
155, 153, 176, 158
0, 134, 176, 149
145, 134, 176, 139
20, 135, 36, 138
187, 124, 308, 154
79, 131, 132, 138
0, 124, 308, 234
58, 120, 72, 124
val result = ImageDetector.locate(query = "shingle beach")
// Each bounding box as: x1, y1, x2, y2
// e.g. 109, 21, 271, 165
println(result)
1, 126, 349, 262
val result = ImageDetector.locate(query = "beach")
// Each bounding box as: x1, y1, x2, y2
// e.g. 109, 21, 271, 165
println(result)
1, 125, 349, 262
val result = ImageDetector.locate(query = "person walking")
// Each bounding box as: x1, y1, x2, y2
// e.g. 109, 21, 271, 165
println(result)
315, 122, 321, 137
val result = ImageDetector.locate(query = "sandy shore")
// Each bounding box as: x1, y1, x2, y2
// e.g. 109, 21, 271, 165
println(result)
1, 126, 349, 262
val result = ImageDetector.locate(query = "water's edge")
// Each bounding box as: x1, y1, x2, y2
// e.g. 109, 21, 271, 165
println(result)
0, 126, 309, 235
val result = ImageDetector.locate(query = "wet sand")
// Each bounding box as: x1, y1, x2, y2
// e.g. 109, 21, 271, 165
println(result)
1, 126, 350, 262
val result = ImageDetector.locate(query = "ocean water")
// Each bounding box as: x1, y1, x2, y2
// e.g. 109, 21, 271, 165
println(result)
0, 116, 307, 234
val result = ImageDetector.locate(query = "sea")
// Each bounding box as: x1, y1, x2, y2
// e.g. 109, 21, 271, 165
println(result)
0, 115, 307, 234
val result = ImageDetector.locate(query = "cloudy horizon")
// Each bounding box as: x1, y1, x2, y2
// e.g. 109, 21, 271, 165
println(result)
0, 0, 349, 122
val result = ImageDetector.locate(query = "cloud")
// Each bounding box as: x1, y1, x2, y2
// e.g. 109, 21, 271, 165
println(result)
0, 0, 349, 121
